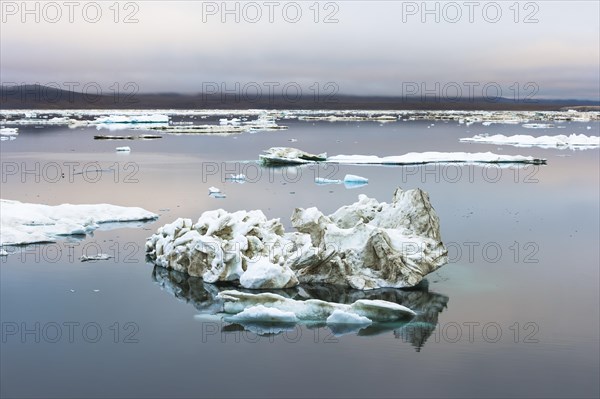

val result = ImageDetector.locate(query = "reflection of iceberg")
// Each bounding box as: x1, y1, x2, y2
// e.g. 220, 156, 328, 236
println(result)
260, 147, 546, 166
146, 187, 448, 290
152, 265, 448, 347
460, 134, 599, 150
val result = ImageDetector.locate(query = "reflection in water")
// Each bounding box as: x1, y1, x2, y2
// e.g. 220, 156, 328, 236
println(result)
152, 266, 449, 350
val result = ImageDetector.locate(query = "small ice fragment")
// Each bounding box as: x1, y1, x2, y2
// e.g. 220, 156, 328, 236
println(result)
209, 192, 227, 199
208, 187, 221, 194
93, 289, 100, 293
315, 177, 342, 185
289, 138, 298, 142
116, 146, 131, 152
226, 174, 246, 182
80, 254, 112, 262
69, 289, 76, 293
343, 174, 369, 189
0, 249, 8, 256
343, 174, 368, 183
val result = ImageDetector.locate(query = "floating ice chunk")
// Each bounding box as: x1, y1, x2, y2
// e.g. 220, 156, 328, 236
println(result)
343, 174, 369, 189
460, 134, 599, 150
80, 254, 113, 262
208, 187, 226, 198
219, 118, 241, 126
3, 117, 74, 125
225, 174, 246, 182
116, 146, 131, 152
522, 123, 554, 129
326, 309, 372, 325
0, 199, 157, 246
315, 177, 342, 185
92, 114, 169, 124
260, 147, 546, 166
0, 127, 18, 136
327, 152, 546, 165
259, 147, 327, 165
239, 258, 298, 289
226, 305, 299, 323
0, 249, 8, 256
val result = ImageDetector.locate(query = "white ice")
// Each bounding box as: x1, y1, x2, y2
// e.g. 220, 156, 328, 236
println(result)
0, 199, 157, 246
80, 254, 113, 262
92, 114, 169, 124
460, 134, 599, 150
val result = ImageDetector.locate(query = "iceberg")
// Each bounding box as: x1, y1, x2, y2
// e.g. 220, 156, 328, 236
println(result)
116, 146, 131, 152
0, 199, 158, 246
146, 187, 447, 290
260, 147, 546, 166
460, 134, 600, 150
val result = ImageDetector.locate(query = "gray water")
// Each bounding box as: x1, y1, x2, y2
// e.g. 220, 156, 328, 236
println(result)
1, 117, 599, 398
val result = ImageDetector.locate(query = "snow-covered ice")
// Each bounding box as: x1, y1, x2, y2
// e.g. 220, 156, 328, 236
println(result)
92, 114, 169, 124
146, 187, 448, 290
261, 147, 545, 165
80, 254, 113, 262
460, 134, 599, 150
0, 200, 157, 246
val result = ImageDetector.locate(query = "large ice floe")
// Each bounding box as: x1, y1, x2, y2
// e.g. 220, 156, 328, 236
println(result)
0, 200, 158, 246
259, 147, 546, 166
460, 134, 600, 150
146, 187, 448, 290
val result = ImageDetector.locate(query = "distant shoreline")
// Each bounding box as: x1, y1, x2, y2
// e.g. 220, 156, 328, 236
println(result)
2, 85, 599, 112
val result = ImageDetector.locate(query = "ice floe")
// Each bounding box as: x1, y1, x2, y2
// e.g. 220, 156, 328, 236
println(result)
315, 174, 369, 189
80, 254, 113, 262
260, 147, 546, 166
0, 199, 158, 246
115, 146, 131, 152
146, 187, 447, 290
522, 123, 554, 129
460, 134, 599, 150
0, 127, 18, 141
92, 114, 169, 124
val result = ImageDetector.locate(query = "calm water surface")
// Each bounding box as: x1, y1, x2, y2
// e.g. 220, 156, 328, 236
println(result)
1, 116, 598, 398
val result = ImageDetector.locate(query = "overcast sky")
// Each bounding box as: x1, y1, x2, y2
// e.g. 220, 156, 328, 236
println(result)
1, 1, 599, 99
